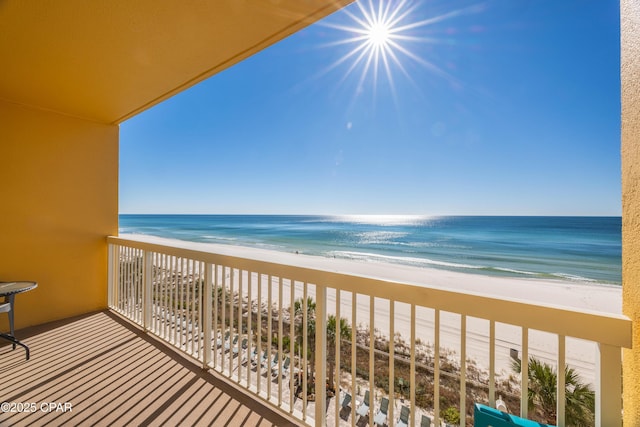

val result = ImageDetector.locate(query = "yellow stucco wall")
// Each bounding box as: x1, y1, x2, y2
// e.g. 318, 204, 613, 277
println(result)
622, 0, 640, 424
0, 100, 118, 329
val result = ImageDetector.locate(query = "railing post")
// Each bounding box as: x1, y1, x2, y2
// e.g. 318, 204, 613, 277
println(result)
107, 243, 114, 308
596, 343, 622, 427
143, 250, 152, 331
203, 262, 213, 368
315, 284, 327, 426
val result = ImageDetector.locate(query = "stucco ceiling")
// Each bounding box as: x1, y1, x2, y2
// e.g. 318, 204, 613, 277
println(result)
0, 0, 352, 124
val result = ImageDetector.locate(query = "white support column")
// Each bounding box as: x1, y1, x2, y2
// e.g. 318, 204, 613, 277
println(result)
596, 343, 622, 427
143, 250, 152, 331
315, 284, 327, 426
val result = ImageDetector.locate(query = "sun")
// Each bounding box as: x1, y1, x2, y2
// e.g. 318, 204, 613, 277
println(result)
367, 22, 391, 48
316, 0, 480, 100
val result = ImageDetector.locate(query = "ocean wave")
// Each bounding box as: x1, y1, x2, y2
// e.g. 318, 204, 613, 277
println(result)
328, 250, 484, 270
202, 235, 238, 242
325, 251, 566, 280
549, 273, 599, 283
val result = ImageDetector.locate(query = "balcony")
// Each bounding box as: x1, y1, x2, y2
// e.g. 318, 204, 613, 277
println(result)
3, 235, 630, 426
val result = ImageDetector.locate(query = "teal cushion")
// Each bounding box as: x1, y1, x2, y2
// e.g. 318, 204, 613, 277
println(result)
473, 404, 555, 427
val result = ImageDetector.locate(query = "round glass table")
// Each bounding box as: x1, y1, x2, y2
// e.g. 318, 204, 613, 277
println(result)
0, 281, 37, 360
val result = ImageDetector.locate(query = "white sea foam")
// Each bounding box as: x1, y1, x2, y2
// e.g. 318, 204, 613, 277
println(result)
551, 272, 599, 283
329, 250, 483, 270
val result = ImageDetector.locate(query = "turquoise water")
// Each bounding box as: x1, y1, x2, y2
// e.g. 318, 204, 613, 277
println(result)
119, 215, 621, 285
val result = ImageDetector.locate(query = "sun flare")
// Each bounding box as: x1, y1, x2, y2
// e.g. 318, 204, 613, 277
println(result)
317, 0, 481, 100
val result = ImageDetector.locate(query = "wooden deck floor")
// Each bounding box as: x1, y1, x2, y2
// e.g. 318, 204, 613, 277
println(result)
0, 310, 299, 427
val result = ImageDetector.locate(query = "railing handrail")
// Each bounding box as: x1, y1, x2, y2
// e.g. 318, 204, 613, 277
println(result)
108, 234, 632, 349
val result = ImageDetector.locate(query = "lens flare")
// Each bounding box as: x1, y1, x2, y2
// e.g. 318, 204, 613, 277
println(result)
316, 0, 483, 103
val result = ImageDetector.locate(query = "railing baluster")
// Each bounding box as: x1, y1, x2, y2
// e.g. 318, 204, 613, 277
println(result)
189, 259, 194, 354
557, 334, 566, 427
267, 274, 272, 400
434, 309, 440, 427
461, 314, 467, 427
369, 295, 374, 423
152, 252, 157, 333
335, 289, 341, 426
107, 244, 114, 308
197, 261, 203, 359
130, 247, 134, 317
212, 264, 219, 369
289, 279, 295, 414
351, 292, 357, 427
278, 276, 283, 406
315, 283, 327, 426
159, 253, 164, 335
247, 270, 253, 387
257, 273, 262, 396
229, 267, 235, 377
143, 250, 152, 331
489, 320, 496, 407
221, 266, 227, 372
389, 300, 395, 426
410, 304, 416, 427
203, 262, 212, 368
521, 327, 529, 419
302, 282, 308, 421
185, 259, 189, 350
171, 256, 177, 345
237, 269, 244, 384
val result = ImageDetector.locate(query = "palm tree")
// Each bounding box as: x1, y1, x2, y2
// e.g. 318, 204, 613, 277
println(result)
511, 356, 595, 426
327, 314, 352, 392
294, 297, 317, 386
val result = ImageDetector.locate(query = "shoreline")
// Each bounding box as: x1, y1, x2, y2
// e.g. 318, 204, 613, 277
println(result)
122, 233, 622, 315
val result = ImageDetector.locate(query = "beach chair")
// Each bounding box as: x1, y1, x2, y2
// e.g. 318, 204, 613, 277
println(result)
264, 353, 278, 370
225, 334, 238, 352
273, 356, 290, 377
373, 397, 389, 426
356, 390, 370, 418
216, 331, 230, 348
254, 348, 268, 367
242, 346, 257, 365
233, 337, 247, 356
340, 392, 352, 410
473, 404, 555, 427
420, 414, 431, 427
396, 405, 410, 427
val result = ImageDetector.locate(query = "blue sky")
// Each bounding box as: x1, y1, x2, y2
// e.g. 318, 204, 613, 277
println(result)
120, 0, 621, 216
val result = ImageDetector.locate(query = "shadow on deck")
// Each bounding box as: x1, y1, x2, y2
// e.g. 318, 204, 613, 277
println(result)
0, 310, 299, 426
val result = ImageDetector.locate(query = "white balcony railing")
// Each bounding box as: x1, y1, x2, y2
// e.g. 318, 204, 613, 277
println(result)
107, 235, 631, 427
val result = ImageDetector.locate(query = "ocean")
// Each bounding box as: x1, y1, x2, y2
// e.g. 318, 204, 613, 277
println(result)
119, 215, 621, 286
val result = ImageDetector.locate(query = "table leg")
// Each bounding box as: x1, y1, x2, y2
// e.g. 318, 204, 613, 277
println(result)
0, 333, 29, 360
